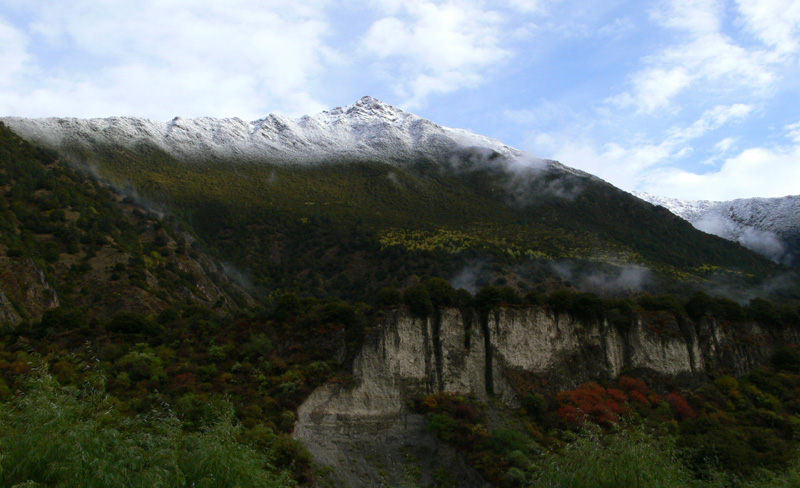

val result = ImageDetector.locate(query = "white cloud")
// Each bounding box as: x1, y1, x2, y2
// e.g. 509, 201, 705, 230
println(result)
528, 132, 672, 191
786, 121, 800, 143
0, 18, 30, 90
597, 17, 635, 38
0, 1, 334, 119
610, 67, 692, 113
504, 0, 553, 14
735, 0, 800, 57
360, 0, 510, 108
533, 129, 800, 200
652, 0, 723, 34
610, 0, 774, 114
526, 103, 758, 198
714, 136, 737, 152
667, 104, 752, 142
641, 144, 800, 199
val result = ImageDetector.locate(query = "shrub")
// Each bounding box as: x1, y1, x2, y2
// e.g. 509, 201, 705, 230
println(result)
486, 428, 531, 456
771, 347, 800, 373
638, 294, 684, 316
685, 291, 719, 319
546, 289, 575, 315
557, 382, 631, 426
244, 332, 274, 358
717, 297, 745, 322
667, 392, 696, 420
427, 413, 457, 441
36, 307, 88, 333
779, 305, 800, 327
455, 288, 474, 308
746, 298, 781, 328
534, 426, 694, 488
422, 277, 457, 307
678, 416, 754, 476
270, 434, 312, 483
106, 311, 158, 334
318, 301, 356, 328
713, 375, 739, 394
116, 350, 165, 382
524, 290, 544, 307
375, 287, 402, 307
571, 292, 604, 322
475, 285, 505, 312
523, 392, 548, 419
273, 292, 303, 321
404, 284, 434, 318
156, 306, 180, 325
0, 370, 294, 487
604, 298, 634, 330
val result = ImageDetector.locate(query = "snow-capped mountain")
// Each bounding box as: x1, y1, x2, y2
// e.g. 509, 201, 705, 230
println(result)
3, 96, 794, 267
635, 192, 800, 266
2, 96, 579, 176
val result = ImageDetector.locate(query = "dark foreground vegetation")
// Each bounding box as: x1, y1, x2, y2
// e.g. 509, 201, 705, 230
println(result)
3, 285, 800, 486
2, 121, 800, 486
415, 348, 800, 487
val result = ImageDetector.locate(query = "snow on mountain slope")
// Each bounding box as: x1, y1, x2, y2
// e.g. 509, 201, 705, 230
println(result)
635, 192, 800, 265
2, 96, 577, 177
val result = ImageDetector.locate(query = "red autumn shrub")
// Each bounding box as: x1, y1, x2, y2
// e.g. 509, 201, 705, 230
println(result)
557, 404, 585, 424
590, 405, 619, 426
607, 388, 628, 404
629, 390, 650, 405
668, 391, 696, 420
605, 400, 630, 416
619, 375, 649, 394
557, 382, 632, 426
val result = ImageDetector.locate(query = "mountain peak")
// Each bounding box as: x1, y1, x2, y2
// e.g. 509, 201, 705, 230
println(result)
0, 96, 541, 170
318, 96, 411, 124
354, 95, 384, 107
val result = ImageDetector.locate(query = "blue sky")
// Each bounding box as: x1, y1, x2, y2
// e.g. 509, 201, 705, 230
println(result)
1, 0, 799, 200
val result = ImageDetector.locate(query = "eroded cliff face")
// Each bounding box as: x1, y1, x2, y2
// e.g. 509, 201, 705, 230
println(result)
294, 309, 494, 488
295, 307, 800, 487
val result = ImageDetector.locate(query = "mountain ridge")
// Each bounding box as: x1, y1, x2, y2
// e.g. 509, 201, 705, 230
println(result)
635, 191, 800, 266
2, 96, 587, 177
0, 98, 792, 302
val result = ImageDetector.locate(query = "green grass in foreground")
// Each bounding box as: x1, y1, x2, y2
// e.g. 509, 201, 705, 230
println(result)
0, 369, 295, 488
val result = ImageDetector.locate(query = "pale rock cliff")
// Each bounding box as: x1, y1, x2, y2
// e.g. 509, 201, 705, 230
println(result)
295, 307, 800, 487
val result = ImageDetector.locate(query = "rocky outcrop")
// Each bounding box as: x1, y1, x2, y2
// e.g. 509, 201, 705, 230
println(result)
0, 257, 59, 325
0, 289, 22, 325
294, 307, 800, 487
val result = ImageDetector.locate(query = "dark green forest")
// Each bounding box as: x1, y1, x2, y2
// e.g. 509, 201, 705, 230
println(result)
58, 132, 797, 303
